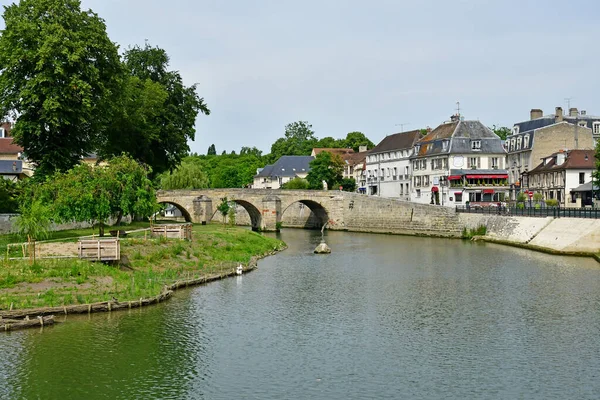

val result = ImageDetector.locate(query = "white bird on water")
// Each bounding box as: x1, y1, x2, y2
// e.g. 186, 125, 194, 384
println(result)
236, 264, 243, 275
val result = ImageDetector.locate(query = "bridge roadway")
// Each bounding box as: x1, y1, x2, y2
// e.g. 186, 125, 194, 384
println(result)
156, 189, 463, 237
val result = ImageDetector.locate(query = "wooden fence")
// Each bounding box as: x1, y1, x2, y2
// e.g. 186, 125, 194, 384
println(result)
78, 238, 120, 261
151, 223, 192, 240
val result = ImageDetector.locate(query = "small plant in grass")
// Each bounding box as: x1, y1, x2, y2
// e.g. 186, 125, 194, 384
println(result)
462, 225, 487, 239
217, 197, 230, 228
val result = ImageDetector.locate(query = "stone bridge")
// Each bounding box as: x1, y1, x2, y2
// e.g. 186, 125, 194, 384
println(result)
156, 189, 463, 237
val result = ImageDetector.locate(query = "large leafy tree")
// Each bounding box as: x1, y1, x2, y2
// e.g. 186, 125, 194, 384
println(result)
343, 131, 374, 151
101, 43, 210, 176
160, 158, 209, 190
24, 155, 156, 236
270, 121, 317, 160
491, 125, 511, 140
306, 151, 344, 190
0, 0, 121, 177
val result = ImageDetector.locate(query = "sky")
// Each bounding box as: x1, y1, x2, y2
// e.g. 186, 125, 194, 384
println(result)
4, 0, 600, 155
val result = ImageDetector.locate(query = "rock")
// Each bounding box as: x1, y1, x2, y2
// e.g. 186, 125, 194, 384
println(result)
314, 241, 331, 254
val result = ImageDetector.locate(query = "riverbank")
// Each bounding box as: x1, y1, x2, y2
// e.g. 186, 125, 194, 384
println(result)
0, 224, 285, 312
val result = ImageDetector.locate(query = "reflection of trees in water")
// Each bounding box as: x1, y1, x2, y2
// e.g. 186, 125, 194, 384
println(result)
16, 301, 208, 399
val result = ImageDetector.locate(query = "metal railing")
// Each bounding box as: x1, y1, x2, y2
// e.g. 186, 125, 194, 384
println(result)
456, 205, 600, 219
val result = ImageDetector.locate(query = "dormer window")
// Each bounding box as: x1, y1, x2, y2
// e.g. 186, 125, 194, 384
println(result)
593, 122, 600, 135
512, 126, 520, 135
442, 140, 449, 151
578, 121, 587, 128
414, 145, 420, 154
524, 134, 530, 148
516, 137, 522, 150
471, 140, 481, 150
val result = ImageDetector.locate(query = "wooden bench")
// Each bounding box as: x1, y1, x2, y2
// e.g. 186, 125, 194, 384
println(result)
151, 224, 192, 240
78, 239, 120, 261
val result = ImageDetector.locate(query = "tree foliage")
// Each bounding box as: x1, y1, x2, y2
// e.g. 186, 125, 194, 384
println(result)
14, 200, 52, 242
270, 121, 317, 160
339, 177, 357, 192
217, 197, 230, 226
0, 179, 20, 213
491, 125, 511, 140
159, 158, 209, 190
343, 132, 374, 152
0, 0, 122, 177
23, 155, 156, 235
281, 177, 310, 190
207, 144, 217, 156
306, 152, 344, 190
100, 43, 210, 176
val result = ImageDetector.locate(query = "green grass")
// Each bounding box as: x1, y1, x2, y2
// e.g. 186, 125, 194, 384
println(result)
0, 224, 285, 310
461, 225, 487, 239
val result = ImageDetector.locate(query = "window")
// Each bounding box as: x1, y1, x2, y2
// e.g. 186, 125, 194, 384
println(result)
580, 172, 585, 184
413, 161, 419, 171
0, 128, 4, 138
469, 157, 480, 169
471, 140, 481, 150
510, 138, 516, 152
416, 189, 421, 198
393, 167, 397, 177
491, 157, 499, 169
442, 140, 449, 151
516, 137, 522, 150
524, 134, 530, 148
512, 126, 520, 135
455, 193, 463, 202
421, 159, 427, 169
593, 122, 600, 135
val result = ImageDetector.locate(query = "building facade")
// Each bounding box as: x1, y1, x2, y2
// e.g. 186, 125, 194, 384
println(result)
410, 117, 508, 207
365, 130, 421, 199
252, 156, 313, 189
525, 149, 596, 207
507, 107, 596, 199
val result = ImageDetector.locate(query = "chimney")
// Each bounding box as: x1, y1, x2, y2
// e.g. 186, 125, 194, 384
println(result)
581, 110, 587, 116
426, 126, 432, 133
530, 109, 543, 120
450, 114, 460, 122
569, 108, 578, 117
555, 107, 563, 123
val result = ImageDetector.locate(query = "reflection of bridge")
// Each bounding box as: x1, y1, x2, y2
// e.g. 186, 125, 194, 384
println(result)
156, 189, 463, 237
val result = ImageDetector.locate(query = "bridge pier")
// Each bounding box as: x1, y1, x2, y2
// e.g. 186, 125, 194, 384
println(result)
192, 196, 213, 224
261, 196, 281, 231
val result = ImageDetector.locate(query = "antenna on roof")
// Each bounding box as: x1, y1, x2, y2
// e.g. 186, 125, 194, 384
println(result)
564, 97, 574, 110
456, 101, 461, 117
395, 123, 410, 132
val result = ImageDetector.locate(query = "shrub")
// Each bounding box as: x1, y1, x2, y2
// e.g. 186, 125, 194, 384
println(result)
545, 199, 559, 207
281, 177, 309, 190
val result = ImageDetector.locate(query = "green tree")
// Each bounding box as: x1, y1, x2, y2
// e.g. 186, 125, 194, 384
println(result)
281, 177, 309, 190
160, 159, 209, 190
315, 136, 344, 148
207, 144, 217, 155
14, 200, 52, 243
491, 125, 511, 140
101, 43, 210, 176
0, 0, 122, 177
240, 146, 262, 157
217, 197, 230, 227
343, 132, 374, 152
270, 121, 317, 159
339, 177, 357, 192
306, 151, 344, 190
28, 155, 156, 236
0, 179, 19, 213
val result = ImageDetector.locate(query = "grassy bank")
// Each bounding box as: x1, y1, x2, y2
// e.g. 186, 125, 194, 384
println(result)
0, 224, 285, 310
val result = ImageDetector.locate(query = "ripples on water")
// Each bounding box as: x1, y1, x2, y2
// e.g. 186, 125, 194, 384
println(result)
0, 230, 599, 399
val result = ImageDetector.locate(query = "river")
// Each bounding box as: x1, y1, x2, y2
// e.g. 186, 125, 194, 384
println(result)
1, 230, 600, 399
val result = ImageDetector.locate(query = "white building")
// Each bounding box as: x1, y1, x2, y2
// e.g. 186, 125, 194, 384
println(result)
525, 149, 596, 207
252, 156, 313, 189
410, 117, 508, 207
365, 130, 421, 199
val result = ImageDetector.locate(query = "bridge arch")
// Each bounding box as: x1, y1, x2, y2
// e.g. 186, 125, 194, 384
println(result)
157, 201, 192, 223
211, 199, 263, 231
281, 199, 329, 229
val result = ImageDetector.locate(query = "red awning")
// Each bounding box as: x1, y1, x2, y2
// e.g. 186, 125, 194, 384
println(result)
483, 189, 495, 194
448, 175, 462, 180
466, 174, 508, 179
431, 186, 439, 192
454, 191, 462, 195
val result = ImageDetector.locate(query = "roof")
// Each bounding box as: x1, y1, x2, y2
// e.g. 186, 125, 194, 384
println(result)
415, 120, 505, 157
369, 130, 421, 154
529, 149, 595, 174
312, 148, 355, 157
0, 160, 22, 174
514, 114, 600, 135
344, 151, 367, 166
571, 181, 599, 192
255, 156, 314, 178
0, 138, 23, 154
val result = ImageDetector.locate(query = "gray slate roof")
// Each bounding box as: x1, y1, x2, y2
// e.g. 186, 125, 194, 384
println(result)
255, 156, 314, 178
0, 160, 22, 174
570, 181, 599, 192
368, 130, 421, 154
414, 120, 505, 158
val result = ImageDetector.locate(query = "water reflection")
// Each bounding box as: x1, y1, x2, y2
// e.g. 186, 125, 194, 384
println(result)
0, 230, 598, 399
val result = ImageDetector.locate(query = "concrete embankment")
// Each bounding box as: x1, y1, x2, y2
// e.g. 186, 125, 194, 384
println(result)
459, 214, 600, 257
